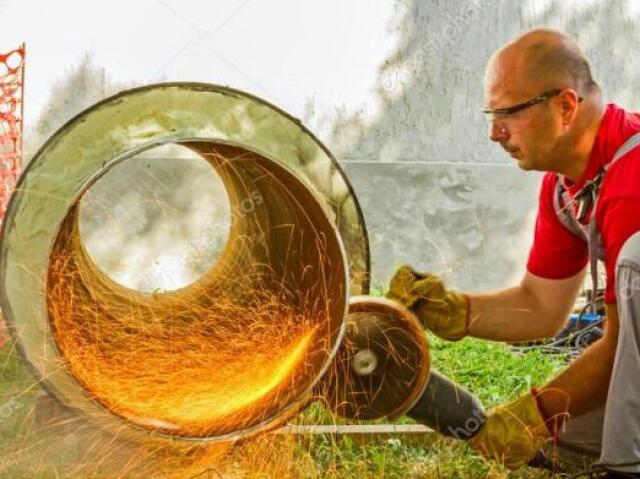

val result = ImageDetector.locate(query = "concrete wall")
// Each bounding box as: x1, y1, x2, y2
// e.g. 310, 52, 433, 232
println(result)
341, 161, 540, 291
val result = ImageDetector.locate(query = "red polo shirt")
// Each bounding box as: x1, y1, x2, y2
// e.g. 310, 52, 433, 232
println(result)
526, 104, 640, 304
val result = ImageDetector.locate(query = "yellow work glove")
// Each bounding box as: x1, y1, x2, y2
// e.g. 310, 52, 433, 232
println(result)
386, 265, 469, 340
468, 391, 553, 470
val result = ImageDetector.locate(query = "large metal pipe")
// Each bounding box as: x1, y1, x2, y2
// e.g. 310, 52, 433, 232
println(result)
0, 83, 370, 443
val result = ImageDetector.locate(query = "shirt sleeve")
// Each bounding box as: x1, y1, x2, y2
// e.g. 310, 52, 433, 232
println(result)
526, 173, 589, 279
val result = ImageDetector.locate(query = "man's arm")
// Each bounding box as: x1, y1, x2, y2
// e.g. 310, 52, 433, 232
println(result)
466, 268, 586, 342
467, 267, 617, 425
535, 305, 618, 422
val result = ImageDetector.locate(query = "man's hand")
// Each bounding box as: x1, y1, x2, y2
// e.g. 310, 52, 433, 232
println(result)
386, 265, 469, 340
467, 391, 553, 470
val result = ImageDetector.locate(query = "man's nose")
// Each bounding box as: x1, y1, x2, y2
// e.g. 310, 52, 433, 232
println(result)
489, 122, 509, 142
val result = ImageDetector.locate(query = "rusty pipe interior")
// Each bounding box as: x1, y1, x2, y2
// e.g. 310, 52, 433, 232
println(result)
43, 142, 350, 440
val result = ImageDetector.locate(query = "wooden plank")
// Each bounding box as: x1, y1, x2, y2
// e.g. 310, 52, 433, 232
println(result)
275, 424, 434, 435
272, 424, 438, 446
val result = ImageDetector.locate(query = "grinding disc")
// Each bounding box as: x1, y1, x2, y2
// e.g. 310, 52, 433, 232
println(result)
320, 296, 430, 420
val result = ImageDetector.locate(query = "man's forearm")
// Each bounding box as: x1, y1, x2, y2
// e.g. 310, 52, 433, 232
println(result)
465, 271, 585, 342
467, 287, 566, 342
535, 305, 619, 426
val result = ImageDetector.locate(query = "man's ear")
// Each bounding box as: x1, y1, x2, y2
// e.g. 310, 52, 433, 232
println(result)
558, 89, 581, 127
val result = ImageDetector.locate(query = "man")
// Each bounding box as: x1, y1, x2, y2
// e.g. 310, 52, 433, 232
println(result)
387, 29, 640, 477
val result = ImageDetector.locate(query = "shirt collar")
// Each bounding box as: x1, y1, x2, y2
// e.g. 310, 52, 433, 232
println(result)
560, 103, 616, 196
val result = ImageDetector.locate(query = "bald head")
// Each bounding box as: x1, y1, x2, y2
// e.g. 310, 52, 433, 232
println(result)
486, 28, 597, 99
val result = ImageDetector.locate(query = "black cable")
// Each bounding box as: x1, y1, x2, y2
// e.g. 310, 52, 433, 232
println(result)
511, 293, 605, 357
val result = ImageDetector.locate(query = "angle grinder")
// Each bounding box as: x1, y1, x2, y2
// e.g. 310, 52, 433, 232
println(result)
320, 296, 487, 439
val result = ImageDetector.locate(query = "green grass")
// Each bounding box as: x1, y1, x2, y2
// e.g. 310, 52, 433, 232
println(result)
0, 342, 39, 441
0, 333, 568, 478
430, 335, 567, 406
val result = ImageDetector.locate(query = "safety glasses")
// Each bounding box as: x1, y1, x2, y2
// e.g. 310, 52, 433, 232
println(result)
483, 89, 582, 134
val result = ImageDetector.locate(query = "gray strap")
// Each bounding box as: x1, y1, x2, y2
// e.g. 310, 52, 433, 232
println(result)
610, 132, 640, 166
553, 178, 588, 241
588, 215, 600, 312
587, 131, 640, 311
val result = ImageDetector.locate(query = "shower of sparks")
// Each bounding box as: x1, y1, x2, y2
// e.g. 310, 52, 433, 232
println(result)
46, 187, 335, 439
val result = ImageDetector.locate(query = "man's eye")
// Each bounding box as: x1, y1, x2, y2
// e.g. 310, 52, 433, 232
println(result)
503, 109, 523, 118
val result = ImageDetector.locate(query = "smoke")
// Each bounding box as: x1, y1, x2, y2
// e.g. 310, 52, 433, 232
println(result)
25, 54, 128, 155
25, 53, 230, 292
